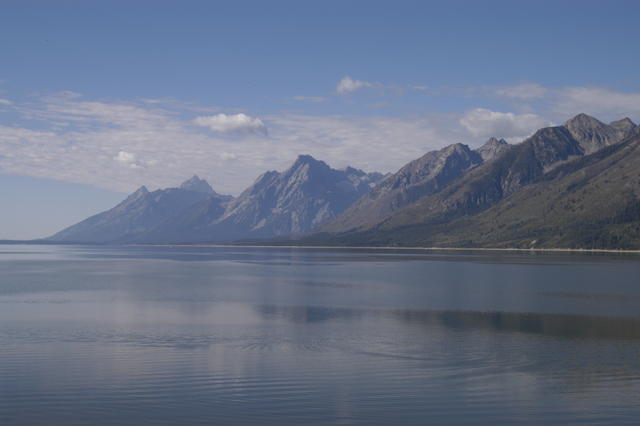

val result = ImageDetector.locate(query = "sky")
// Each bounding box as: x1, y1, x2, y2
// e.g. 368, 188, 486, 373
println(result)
1, 0, 640, 239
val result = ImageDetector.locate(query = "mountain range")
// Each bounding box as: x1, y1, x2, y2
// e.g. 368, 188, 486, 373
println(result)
48, 113, 640, 249
49, 156, 384, 243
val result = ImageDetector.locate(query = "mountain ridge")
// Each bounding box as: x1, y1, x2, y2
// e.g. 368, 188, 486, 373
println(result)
48, 113, 639, 249
49, 156, 384, 243
48, 177, 225, 243
142, 154, 385, 242
305, 115, 639, 249
320, 143, 485, 233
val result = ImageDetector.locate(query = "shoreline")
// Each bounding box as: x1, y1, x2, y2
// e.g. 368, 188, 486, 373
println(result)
127, 243, 640, 254
3, 241, 639, 254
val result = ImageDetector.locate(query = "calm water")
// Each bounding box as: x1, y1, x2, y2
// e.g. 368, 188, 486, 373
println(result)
2, 245, 640, 425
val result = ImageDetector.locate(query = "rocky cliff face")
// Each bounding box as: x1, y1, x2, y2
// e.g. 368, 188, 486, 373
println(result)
321, 143, 484, 233
201, 155, 384, 240
563, 113, 636, 154
374, 125, 586, 229
179, 175, 232, 201
475, 137, 510, 161
343, 131, 640, 249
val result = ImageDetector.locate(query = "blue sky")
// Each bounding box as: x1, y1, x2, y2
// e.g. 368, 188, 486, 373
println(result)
1, 0, 640, 239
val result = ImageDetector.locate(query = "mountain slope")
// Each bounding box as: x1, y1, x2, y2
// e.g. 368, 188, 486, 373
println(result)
392, 129, 640, 249
366, 125, 584, 230
310, 116, 639, 249
48, 178, 229, 243
321, 143, 484, 233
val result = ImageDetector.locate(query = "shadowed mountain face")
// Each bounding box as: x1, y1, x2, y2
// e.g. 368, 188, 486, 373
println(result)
321, 143, 485, 233
354, 129, 640, 249
381, 116, 636, 227
444, 130, 640, 249
48, 180, 229, 243
327, 126, 585, 236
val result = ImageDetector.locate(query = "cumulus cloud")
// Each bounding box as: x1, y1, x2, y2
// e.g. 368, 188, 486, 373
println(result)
459, 108, 549, 140
336, 76, 373, 94
496, 83, 548, 99
193, 113, 267, 136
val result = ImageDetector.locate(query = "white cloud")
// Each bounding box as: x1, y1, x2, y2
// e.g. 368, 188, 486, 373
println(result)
220, 152, 238, 161
553, 87, 640, 121
114, 151, 144, 169
0, 94, 465, 195
0, 98, 12, 105
193, 113, 267, 136
336, 76, 373, 94
496, 83, 548, 99
292, 96, 326, 103
5, 85, 638, 200
264, 113, 462, 175
336, 78, 429, 95
488, 83, 640, 122
459, 108, 549, 140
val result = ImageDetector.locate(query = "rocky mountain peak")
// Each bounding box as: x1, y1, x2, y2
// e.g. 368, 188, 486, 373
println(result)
180, 175, 214, 194
484, 137, 507, 146
321, 142, 483, 233
212, 155, 384, 239
476, 137, 510, 161
443, 143, 471, 154
563, 113, 620, 154
284, 155, 333, 182
48, 182, 213, 243
564, 113, 603, 128
126, 185, 149, 201
292, 154, 322, 167
609, 117, 637, 134
342, 165, 365, 176
179, 175, 232, 201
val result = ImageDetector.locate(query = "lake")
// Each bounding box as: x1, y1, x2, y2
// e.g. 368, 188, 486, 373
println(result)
1, 244, 640, 425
